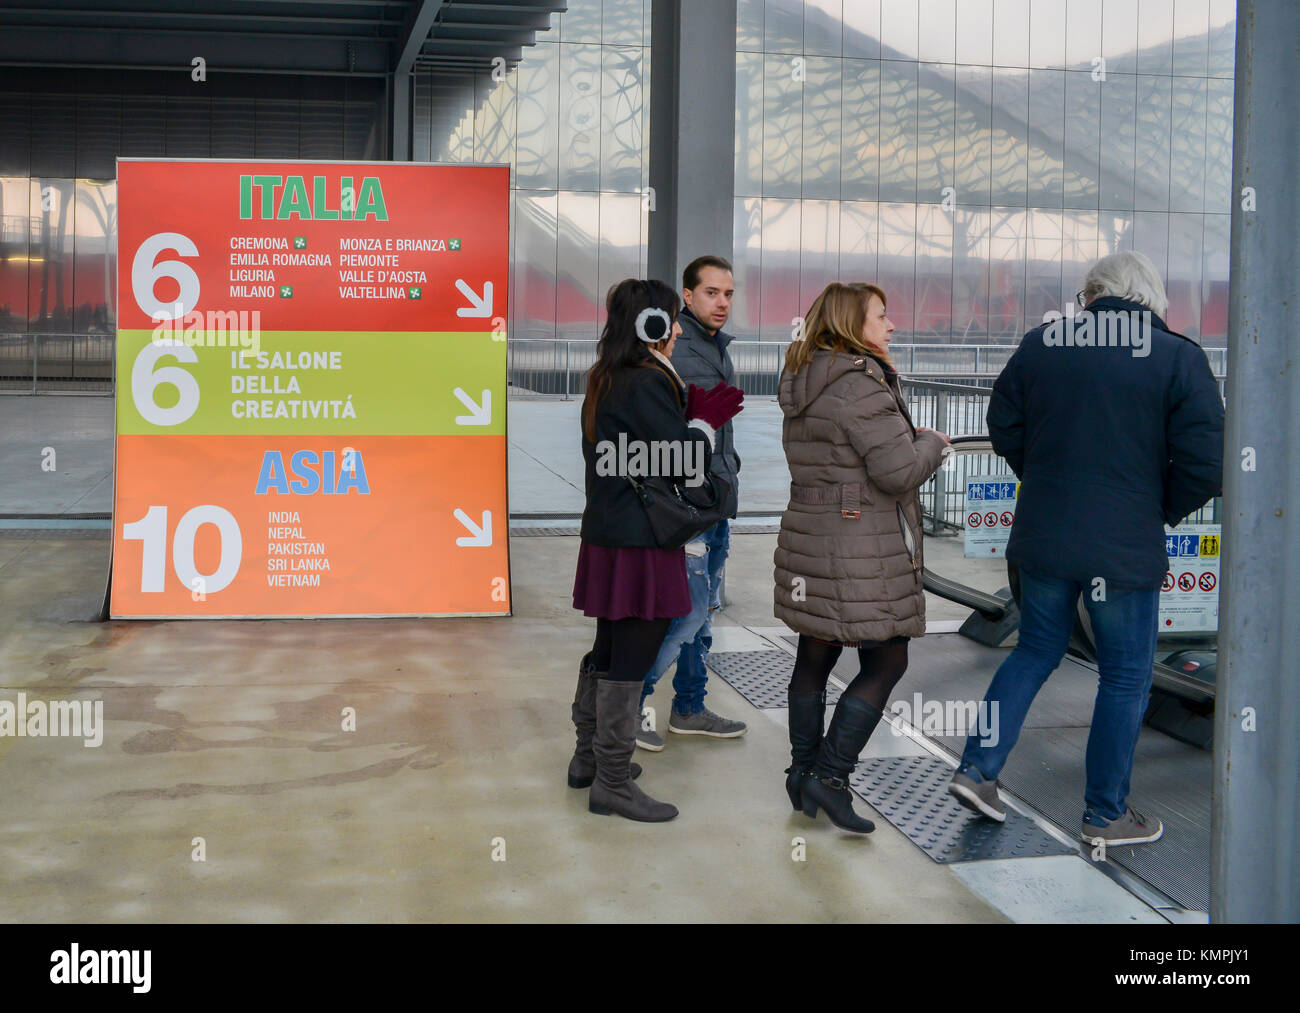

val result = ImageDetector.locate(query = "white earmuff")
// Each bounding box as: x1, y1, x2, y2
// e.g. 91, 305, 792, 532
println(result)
635, 306, 672, 343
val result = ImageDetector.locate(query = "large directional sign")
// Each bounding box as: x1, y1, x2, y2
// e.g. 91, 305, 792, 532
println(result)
110, 159, 510, 618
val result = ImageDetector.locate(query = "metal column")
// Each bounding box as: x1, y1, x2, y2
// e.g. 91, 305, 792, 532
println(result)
1213, 0, 1300, 924
391, 1, 444, 159
647, 0, 736, 286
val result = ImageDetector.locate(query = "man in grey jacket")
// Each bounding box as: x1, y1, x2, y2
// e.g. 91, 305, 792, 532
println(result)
636, 256, 748, 749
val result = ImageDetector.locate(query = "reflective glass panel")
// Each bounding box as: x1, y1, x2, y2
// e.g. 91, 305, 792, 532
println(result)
799, 198, 840, 312
1166, 213, 1205, 338
73, 179, 114, 334
0, 176, 30, 330
843, 0, 881, 59
762, 53, 804, 197
759, 198, 801, 339
878, 60, 919, 202
601, 46, 644, 191
802, 57, 843, 199
765, 0, 805, 54
838, 200, 880, 286
841, 59, 880, 201
1063, 71, 1100, 209
804, 0, 843, 57
918, 0, 956, 64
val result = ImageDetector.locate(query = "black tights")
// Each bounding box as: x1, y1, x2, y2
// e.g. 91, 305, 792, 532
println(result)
789, 633, 910, 712
591, 617, 672, 682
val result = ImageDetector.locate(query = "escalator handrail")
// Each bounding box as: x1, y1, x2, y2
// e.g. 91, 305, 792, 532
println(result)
922, 569, 1012, 619
920, 435, 1012, 618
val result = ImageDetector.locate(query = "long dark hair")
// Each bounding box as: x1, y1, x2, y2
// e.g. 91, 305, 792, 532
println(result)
582, 278, 681, 441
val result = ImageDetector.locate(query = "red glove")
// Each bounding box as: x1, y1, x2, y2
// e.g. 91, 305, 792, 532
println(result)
687, 381, 745, 429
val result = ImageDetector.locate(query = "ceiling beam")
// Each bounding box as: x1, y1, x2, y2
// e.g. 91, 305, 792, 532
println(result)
393, 0, 444, 76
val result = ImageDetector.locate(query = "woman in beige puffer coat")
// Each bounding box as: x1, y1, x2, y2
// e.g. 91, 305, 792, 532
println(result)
773, 282, 950, 833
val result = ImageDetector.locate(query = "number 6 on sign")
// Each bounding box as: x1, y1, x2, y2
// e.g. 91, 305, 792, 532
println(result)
132, 231, 200, 320
123, 505, 242, 593
132, 341, 200, 426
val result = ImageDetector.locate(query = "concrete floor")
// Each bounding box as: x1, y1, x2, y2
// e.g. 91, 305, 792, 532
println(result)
0, 529, 1009, 923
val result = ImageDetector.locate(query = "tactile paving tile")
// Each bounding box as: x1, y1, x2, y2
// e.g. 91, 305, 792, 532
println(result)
850, 756, 1075, 863
706, 650, 842, 708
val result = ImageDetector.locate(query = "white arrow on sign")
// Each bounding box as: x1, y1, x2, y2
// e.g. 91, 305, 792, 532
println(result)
455, 279, 493, 317
453, 387, 492, 425
454, 509, 493, 547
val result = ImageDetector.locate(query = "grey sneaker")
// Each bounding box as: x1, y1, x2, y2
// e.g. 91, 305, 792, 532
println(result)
635, 727, 664, 751
948, 768, 1006, 822
668, 707, 747, 738
635, 709, 664, 751
1080, 807, 1163, 846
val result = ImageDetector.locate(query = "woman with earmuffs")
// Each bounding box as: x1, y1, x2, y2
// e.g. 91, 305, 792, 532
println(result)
568, 278, 745, 822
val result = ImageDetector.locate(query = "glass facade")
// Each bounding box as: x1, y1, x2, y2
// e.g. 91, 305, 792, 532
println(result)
413, 0, 652, 341
0, 73, 386, 344
0, 0, 1237, 360
733, 0, 1236, 345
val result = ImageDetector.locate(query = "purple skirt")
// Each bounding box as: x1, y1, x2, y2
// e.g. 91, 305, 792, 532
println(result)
572, 540, 690, 620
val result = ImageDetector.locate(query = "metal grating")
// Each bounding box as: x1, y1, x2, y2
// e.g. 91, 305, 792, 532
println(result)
707, 649, 841, 709
850, 756, 1075, 863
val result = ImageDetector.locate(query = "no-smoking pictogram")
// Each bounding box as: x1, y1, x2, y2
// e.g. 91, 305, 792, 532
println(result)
1178, 572, 1196, 592
1199, 572, 1217, 591
1161, 572, 1175, 592
967, 512, 982, 528
1000, 511, 1014, 527
984, 511, 998, 528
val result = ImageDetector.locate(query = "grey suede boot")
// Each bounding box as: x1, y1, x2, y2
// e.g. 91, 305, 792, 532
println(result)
568, 654, 641, 788
588, 679, 678, 822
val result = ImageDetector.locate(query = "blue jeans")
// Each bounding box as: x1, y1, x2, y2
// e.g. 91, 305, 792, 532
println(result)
959, 567, 1160, 823
640, 520, 730, 715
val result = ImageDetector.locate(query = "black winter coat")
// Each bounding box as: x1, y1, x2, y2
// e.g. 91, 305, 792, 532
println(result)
579, 361, 714, 547
989, 296, 1225, 589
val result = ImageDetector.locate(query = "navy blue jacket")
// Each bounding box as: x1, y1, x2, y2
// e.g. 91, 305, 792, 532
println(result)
989, 297, 1224, 589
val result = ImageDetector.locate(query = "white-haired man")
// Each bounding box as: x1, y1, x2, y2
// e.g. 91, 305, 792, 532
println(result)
948, 251, 1224, 847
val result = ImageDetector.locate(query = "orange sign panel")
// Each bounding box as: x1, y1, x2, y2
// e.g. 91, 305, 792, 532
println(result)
111, 160, 510, 618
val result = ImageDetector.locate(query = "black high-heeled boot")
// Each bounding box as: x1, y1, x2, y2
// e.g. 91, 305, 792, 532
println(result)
784, 690, 825, 811
800, 695, 882, 834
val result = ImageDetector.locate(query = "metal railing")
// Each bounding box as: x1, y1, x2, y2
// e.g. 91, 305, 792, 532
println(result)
506, 338, 1228, 399
0, 333, 115, 394
3, 333, 1229, 400
506, 339, 1025, 399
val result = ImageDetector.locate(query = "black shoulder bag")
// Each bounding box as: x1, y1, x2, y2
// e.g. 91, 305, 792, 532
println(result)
625, 360, 732, 549
627, 470, 733, 550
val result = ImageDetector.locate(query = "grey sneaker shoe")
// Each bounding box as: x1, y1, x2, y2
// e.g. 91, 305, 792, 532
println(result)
668, 707, 747, 738
948, 768, 1006, 822
1080, 807, 1163, 846
635, 722, 664, 751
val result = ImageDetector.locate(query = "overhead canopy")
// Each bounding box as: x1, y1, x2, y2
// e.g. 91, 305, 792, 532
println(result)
0, 0, 567, 77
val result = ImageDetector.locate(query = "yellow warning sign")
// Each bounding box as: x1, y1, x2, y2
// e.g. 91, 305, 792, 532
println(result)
1200, 534, 1221, 557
